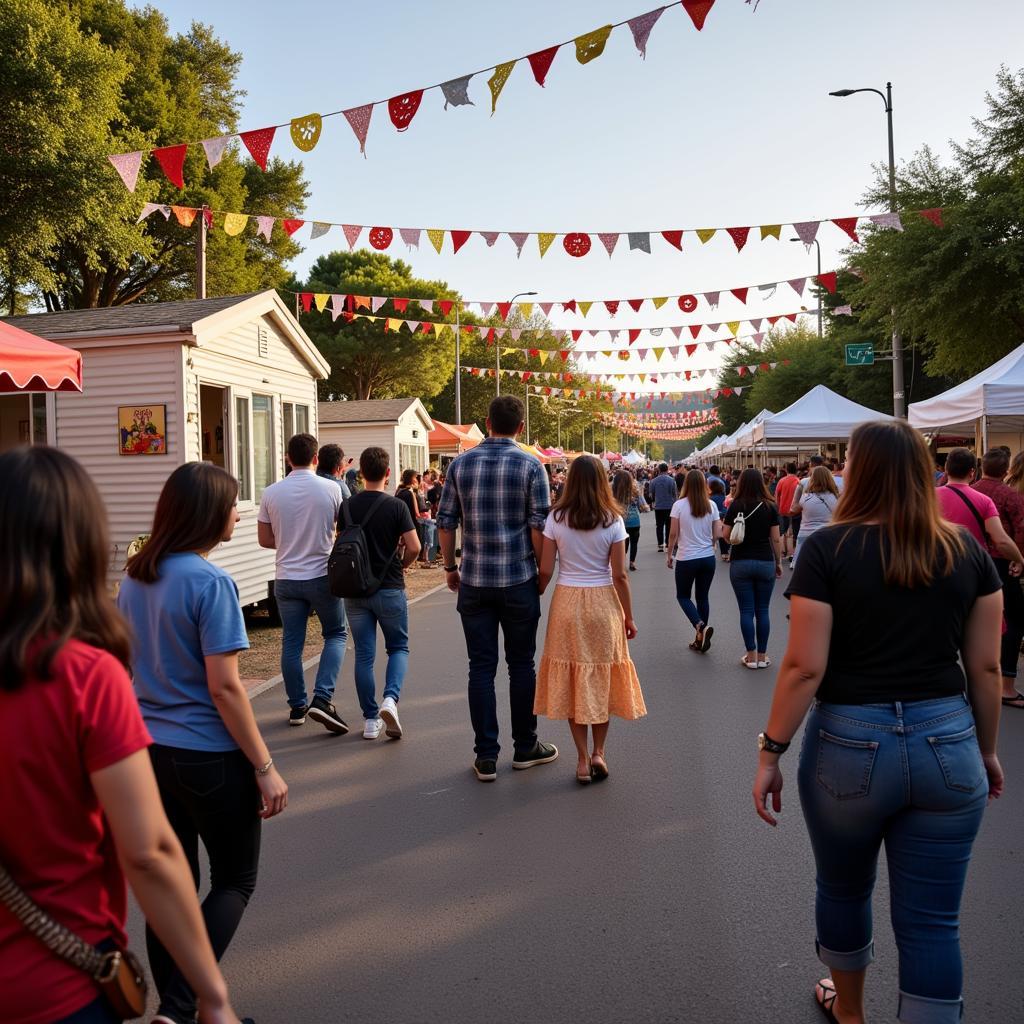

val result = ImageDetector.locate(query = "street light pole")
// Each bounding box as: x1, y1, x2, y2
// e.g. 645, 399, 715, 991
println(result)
501, 290, 538, 397
830, 81, 905, 417
789, 237, 822, 338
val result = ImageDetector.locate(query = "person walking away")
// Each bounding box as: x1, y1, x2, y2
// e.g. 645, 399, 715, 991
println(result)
342, 447, 421, 740
709, 479, 730, 561
774, 463, 800, 565
667, 469, 722, 654
612, 470, 646, 571
649, 462, 678, 552
258, 433, 349, 733
753, 419, 1004, 1024
535, 456, 645, 784
316, 444, 352, 499
0, 447, 244, 1024
437, 395, 558, 782
792, 466, 840, 569
723, 469, 782, 669
395, 469, 427, 563
426, 470, 444, 519
416, 474, 439, 564
119, 463, 288, 1024
707, 464, 726, 493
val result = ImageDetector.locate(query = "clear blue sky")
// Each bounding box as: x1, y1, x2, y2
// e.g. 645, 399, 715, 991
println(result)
156, 0, 1024, 392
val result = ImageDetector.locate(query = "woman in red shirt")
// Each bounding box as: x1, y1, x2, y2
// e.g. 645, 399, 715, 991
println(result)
0, 447, 242, 1024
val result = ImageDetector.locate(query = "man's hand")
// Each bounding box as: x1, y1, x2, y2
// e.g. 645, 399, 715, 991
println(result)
1011, 562, 1023, 578
445, 569, 460, 593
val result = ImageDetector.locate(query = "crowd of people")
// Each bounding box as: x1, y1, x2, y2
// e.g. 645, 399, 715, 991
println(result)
0, 394, 1014, 1024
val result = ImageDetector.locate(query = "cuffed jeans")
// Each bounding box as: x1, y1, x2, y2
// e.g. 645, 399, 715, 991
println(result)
798, 696, 988, 1023
674, 554, 716, 628
729, 558, 776, 653
275, 575, 347, 708
457, 579, 541, 759
345, 587, 410, 719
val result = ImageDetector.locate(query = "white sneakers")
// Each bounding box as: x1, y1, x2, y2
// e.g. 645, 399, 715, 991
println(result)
380, 697, 403, 739
362, 717, 384, 740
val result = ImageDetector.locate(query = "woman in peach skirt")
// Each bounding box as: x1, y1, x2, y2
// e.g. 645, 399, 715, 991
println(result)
536, 456, 646, 784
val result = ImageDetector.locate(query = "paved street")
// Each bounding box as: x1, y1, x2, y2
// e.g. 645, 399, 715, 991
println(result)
136, 540, 1024, 1023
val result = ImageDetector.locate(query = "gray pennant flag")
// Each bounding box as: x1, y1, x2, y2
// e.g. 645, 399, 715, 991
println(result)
441, 75, 475, 110
627, 232, 651, 254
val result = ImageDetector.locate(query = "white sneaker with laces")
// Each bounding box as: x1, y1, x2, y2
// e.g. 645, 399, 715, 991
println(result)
380, 696, 403, 739
363, 717, 384, 740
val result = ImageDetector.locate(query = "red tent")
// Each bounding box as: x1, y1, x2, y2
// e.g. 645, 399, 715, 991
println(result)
0, 321, 82, 392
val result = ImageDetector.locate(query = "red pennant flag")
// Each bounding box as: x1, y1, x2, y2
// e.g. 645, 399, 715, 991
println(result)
152, 144, 188, 188
731, 288, 748, 304
528, 348, 540, 358
393, 298, 408, 313
388, 90, 424, 131
737, 366, 748, 377
563, 373, 572, 382
919, 207, 944, 227
785, 313, 798, 322
497, 302, 512, 321
559, 350, 569, 361
816, 272, 838, 294
571, 330, 582, 342
462, 325, 475, 335
662, 230, 684, 251
239, 127, 276, 170
522, 371, 533, 381
682, 0, 716, 31
832, 217, 860, 242
438, 300, 454, 317
767, 315, 780, 325
527, 45, 559, 87
605, 300, 619, 316
202, 207, 214, 229
689, 325, 701, 339
685, 344, 697, 357
562, 300, 577, 314
300, 292, 313, 313
721, 387, 733, 398
485, 327, 495, 343
726, 226, 750, 252
281, 219, 305, 237
760, 363, 770, 371
450, 230, 471, 254
628, 330, 640, 345
628, 299, 643, 313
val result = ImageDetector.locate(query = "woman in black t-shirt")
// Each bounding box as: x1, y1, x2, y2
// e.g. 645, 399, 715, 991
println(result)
752, 420, 1004, 1024
722, 469, 782, 668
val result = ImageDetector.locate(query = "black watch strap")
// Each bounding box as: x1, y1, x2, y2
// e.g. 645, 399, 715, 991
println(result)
760, 732, 790, 754
444, 564, 458, 572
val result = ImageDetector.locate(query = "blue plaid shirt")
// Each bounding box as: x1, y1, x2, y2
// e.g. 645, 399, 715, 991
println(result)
436, 437, 551, 588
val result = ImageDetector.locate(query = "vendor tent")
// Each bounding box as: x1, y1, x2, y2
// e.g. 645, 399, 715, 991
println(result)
0, 321, 82, 392
750, 385, 890, 445
622, 450, 645, 465
600, 450, 622, 462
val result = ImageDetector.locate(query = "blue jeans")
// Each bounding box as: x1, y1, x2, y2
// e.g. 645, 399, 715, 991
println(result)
457, 579, 541, 759
674, 555, 716, 629
345, 587, 410, 719
419, 519, 438, 561
798, 696, 988, 1023
274, 575, 347, 708
729, 559, 776, 653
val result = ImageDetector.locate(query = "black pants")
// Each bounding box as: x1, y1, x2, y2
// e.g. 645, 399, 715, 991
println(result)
624, 526, 640, 563
654, 509, 672, 547
995, 559, 1024, 679
148, 745, 262, 1021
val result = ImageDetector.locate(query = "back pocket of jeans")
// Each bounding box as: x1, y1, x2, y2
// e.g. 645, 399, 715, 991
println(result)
928, 725, 985, 793
816, 730, 879, 800
173, 757, 226, 798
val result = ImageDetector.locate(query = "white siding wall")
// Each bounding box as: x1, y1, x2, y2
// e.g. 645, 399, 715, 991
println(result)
394, 408, 430, 475
318, 423, 399, 482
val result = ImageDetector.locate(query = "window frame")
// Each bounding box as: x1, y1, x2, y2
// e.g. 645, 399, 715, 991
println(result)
250, 392, 275, 502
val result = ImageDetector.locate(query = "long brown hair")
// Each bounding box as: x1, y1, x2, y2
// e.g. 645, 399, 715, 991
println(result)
733, 468, 774, 509
806, 465, 840, 497
126, 462, 238, 583
611, 470, 635, 513
1007, 450, 1024, 495
0, 447, 132, 689
682, 469, 711, 517
834, 420, 965, 587
553, 455, 621, 530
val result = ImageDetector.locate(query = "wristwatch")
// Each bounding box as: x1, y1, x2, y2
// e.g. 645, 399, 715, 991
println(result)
757, 732, 790, 754
443, 564, 459, 573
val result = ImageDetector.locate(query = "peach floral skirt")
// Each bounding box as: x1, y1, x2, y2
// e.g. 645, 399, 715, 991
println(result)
534, 585, 646, 724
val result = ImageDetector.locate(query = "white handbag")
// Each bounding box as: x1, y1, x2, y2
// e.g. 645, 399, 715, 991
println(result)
729, 502, 763, 545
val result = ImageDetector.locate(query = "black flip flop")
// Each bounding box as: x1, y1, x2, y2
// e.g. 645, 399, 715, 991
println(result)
814, 980, 838, 1022
701, 626, 714, 653
1002, 691, 1024, 709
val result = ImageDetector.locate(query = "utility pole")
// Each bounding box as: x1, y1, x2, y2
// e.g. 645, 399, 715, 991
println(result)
455, 301, 462, 424
196, 206, 208, 299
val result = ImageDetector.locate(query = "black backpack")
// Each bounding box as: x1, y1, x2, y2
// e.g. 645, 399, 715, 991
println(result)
327, 493, 389, 599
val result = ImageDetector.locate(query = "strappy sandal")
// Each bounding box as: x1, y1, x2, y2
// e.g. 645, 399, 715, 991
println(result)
1002, 691, 1024, 709
590, 754, 609, 781
814, 979, 838, 1021
576, 759, 592, 785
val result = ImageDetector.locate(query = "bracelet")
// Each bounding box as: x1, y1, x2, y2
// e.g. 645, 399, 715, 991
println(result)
444, 565, 458, 572
255, 758, 273, 776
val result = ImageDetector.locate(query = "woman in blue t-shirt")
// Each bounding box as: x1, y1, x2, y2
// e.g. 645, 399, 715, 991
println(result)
612, 471, 647, 571
118, 463, 287, 1024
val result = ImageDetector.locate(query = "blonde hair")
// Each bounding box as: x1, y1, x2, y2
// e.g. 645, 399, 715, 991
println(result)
806, 465, 839, 497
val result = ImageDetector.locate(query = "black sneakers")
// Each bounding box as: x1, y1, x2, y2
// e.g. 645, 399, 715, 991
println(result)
473, 758, 497, 782
288, 705, 308, 726
307, 696, 349, 735
511, 741, 559, 770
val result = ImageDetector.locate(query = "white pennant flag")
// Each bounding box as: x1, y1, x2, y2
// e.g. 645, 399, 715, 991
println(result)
788, 278, 807, 296
137, 202, 168, 223
109, 152, 144, 192
419, 299, 434, 314
201, 136, 230, 169
255, 215, 275, 241
371, 296, 387, 313
478, 302, 495, 317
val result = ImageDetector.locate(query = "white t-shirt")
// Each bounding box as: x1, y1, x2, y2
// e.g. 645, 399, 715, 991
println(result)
257, 468, 342, 581
544, 512, 628, 587
670, 497, 720, 562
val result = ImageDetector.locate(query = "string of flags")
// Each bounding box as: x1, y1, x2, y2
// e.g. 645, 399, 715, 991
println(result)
107, 2, 735, 188
464, 360, 789, 385
525, 381, 750, 404
134, 200, 944, 257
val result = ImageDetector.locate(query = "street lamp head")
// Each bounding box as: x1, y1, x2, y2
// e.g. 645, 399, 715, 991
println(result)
829, 89, 856, 97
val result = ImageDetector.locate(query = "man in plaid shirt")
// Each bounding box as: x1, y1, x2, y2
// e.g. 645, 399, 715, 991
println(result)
437, 395, 559, 781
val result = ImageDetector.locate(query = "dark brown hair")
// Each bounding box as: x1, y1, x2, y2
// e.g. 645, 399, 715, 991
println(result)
0, 447, 132, 689
945, 447, 976, 480
834, 420, 965, 587
981, 448, 1010, 479
553, 455, 621, 531
488, 395, 524, 435
733, 468, 774, 509
611, 470, 635, 512
682, 469, 711, 517
126, 462, 238, 583
287, 432, 318, 467
360, 446, 389, 482
317, 443, 344, 475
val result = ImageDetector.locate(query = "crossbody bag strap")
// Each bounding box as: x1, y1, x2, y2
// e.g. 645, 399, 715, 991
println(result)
943, 485, 988, 539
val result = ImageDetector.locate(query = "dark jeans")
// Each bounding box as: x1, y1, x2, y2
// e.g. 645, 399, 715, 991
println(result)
729, 558, 776, 653
56, 996, 120, 1023
148, 745, 262, 1022
798, 696, 987, 1022
457, 579, 541, 759
624, 526, 640, 563
994, 559, 1024, 679
654, 508, 672, 546
674, 555, 717, 629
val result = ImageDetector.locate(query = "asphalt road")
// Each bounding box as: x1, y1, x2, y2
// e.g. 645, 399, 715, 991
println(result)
132, 539, 1024, 1023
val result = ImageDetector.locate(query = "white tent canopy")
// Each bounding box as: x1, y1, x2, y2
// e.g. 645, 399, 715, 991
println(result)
622, 449, 645, 465
733, 408, 774, 448
751, 384, 891, 443
909, 342, 1024, 434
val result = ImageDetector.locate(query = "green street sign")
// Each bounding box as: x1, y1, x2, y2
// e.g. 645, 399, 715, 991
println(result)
845, 342, 875, 366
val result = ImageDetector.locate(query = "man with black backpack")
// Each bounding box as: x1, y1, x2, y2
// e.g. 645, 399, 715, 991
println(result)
331, 446, 420, 741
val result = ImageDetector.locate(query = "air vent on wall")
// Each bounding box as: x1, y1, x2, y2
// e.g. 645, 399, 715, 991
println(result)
258, 325, 269, 358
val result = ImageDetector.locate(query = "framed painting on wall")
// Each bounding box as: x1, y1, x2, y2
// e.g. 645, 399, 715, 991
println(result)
118, 404, 167, 455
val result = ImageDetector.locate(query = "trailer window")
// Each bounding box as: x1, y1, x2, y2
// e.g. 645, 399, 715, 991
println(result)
252, 394, 274, 500
234, 395, 251, 502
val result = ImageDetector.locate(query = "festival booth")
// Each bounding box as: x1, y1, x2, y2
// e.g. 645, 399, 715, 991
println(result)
516, 441, 550, 463
428, 419, 483, 466
622, 450, 645, 465
319, 398, 433, 478
908, 341, 1024, 453
599, 450, 623, 463
732, 409, 775, 466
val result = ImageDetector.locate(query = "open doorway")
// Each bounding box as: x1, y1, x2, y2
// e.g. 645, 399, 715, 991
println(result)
0, 393, 48, 452
200, 384, 226, 468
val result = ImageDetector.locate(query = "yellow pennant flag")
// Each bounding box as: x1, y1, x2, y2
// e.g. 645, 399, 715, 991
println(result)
696, 228, 717, 245
638, 374, 646, 382
614, 374, 625, 381
760, 224, 782, 240
537, 233, 555, 258
387, 318, 402, 332
727, 321, 741, 336
578, 301, 593, 317
432, 322, 447, 337
502, 348, 516, 355
653, 347, 665, 361
223, 212, 248, 236
314, 293, 329, 312
602, 350, 613, 357
519, 302, 534, 319
427, 229, 445, 254
488, 61, 516, 115
538, 350, 550, 365
575, 25, 613, 64
290, 113, 322, 152
563, 388, 572, 398
652, 297, 668, 309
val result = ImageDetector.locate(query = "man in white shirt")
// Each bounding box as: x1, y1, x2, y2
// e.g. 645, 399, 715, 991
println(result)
258, 433, 349, 733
